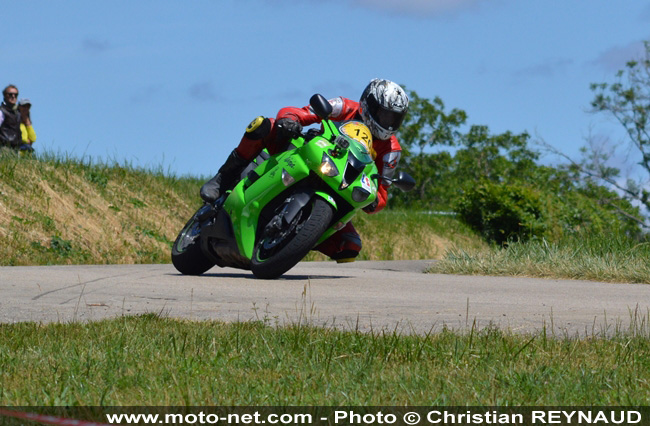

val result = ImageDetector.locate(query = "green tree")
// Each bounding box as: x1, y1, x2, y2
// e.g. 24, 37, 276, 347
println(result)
394, 90, 467, 208
455, 180, 549, 245
398, 89, 467, 153
392, 88, 644, 242
394, 89, 537, 210
452, 165, 644, 245
529, 166, 643, 239
586, 40, 650, 226
455, 126, 537, 183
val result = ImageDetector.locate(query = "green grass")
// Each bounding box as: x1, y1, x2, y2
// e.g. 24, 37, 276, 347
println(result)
0, 314, 649, 406
3, 151, 650, 408
430, 234, 650, 284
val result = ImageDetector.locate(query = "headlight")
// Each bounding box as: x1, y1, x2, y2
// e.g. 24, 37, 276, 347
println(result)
352, 187, 370, 202
320, 153, 339, 177
282, 169, 296, 186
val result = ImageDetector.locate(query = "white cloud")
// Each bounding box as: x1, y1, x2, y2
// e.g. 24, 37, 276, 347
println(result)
266, 0, 492, 17
130, 85, 164, 104
189, 82, 220, 102
82, 38, 111, 54
351, 0, 489, 16
513, 58, 573, 80
591, 40, 647, 72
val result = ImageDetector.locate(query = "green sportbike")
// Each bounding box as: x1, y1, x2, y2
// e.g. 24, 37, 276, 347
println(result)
171, 94, 415, 279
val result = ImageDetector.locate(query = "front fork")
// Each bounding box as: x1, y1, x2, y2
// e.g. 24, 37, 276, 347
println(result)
264, 190, 338, 242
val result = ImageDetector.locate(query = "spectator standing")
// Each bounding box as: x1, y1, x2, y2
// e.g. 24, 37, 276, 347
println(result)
0, 85, 22, 149
18, 98, 37, 149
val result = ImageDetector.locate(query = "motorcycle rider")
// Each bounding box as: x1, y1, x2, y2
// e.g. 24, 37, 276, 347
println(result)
200, 78, 409, 262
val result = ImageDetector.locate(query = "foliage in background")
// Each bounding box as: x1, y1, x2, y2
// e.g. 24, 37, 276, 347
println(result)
538, 40, 650, 230
454, 180, 548, 245
540, 166, 644, 238
452, 167, 644, 246
392, 88, 645, 245
393, 88, 538, 211
584, 40, 650, 225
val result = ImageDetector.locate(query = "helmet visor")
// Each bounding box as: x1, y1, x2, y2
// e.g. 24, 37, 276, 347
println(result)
366, 96, 406, 132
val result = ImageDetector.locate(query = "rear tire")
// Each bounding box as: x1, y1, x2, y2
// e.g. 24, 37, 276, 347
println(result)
171, 207, 215, 275
251, 198, 333, 279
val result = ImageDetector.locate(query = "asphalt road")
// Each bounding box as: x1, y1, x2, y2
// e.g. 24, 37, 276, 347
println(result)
1, 260, 648, 336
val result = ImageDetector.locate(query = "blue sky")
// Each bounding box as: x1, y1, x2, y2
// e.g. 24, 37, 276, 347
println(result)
5, 0, 650, 178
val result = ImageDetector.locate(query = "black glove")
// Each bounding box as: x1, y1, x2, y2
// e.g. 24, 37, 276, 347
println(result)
275, 118, 303, 141
362, 199, 379, 213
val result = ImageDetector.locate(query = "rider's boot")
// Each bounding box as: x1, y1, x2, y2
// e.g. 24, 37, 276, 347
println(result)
200, 149, 249, 203
315, 224, 362, 263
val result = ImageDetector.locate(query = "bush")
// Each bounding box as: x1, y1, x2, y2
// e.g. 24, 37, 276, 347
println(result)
455, 181, 549, 245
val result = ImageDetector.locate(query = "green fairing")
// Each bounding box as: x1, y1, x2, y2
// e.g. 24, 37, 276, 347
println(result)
172, 107, 387, 279
224, 121, 378, 259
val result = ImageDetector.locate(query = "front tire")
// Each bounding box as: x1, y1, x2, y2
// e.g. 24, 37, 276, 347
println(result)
171, 206, 215, 275
251, 198, 333, 279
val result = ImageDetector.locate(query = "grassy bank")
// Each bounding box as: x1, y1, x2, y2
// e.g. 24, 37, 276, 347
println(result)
1, 314, 649, 405
0, 150, 484, 266
430, 234, 650, 284
2, 150, 648, 283
0, 150, 203, 266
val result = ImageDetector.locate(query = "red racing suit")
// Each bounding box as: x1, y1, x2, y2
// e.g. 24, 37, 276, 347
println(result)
234, 97, 402, 261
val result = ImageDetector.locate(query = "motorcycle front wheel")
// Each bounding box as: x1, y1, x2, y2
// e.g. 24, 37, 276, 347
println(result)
251, 197, 333, 279
171, 205, 215, 275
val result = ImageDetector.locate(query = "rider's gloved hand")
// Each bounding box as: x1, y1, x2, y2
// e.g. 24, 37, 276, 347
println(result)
362, 199, 379, 213
275, 118, 303, 141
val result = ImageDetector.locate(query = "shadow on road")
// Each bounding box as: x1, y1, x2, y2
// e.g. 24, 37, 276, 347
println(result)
166, 273, 350, 280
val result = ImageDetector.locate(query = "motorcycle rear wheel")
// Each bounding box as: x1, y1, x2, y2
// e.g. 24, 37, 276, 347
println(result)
251, 197, 333, 279
171, 207, 215, 275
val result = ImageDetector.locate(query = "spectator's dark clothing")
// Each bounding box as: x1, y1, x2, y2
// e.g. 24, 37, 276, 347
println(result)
0, 103, 22, 148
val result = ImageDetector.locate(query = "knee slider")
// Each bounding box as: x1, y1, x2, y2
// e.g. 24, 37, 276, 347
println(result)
244, 116, 272, 140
